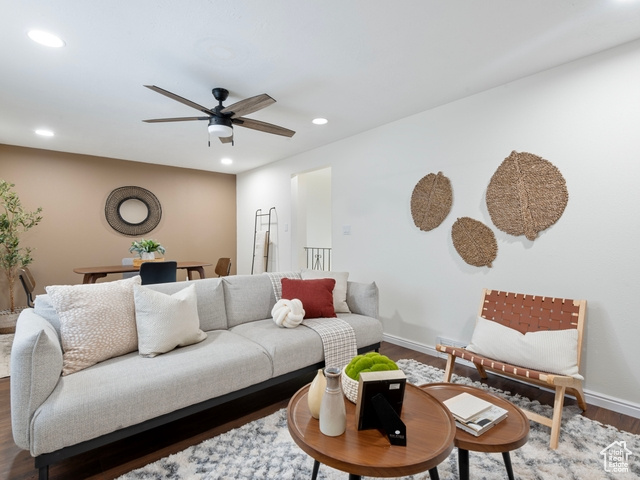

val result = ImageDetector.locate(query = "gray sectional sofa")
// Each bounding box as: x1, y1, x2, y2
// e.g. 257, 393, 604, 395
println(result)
10, 273, 383, 479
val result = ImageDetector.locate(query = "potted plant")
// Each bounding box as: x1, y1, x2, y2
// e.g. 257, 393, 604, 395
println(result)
341, 352, 400, 403
0, 180, 43, 315
129, 239, 166, 265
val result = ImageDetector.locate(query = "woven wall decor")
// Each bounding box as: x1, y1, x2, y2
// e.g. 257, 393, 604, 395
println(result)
105, 186, 162, 236
486, 151, 568, 241
451, 217, 497, 268
410, 171, 453, 231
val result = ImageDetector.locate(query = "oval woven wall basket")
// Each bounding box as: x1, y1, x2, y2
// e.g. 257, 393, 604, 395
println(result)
410, 171, 453, 232
486, 151, 568, 241
451, 217, 497, 268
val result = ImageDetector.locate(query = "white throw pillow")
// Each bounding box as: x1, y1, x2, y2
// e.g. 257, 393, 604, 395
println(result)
466, 316, 582, 379
46, 276, 141, 375
133, 283, 207, 357
300, 270, 350, 313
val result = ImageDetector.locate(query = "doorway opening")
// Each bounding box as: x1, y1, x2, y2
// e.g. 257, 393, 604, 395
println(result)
291, 167, 332, 271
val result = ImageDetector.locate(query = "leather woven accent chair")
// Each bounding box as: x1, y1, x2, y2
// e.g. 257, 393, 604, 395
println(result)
436, 288, 587, 449
139, 261, 177, 285
18, 267, 36, 308
214, 257, 232, 277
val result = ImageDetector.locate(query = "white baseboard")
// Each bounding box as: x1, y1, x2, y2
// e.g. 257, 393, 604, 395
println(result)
383, 333, 640, 420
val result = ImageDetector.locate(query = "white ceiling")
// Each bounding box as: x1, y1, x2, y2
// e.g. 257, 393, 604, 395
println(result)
2, 1, 640, 174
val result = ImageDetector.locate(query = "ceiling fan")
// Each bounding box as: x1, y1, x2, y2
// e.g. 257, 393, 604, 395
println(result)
143, 85, 295, 145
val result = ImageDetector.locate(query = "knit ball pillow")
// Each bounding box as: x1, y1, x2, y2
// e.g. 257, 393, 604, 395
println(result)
271, 298, 305, 328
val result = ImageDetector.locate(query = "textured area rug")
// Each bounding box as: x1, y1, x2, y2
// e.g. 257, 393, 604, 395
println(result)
117, 359, 640, 479
0, 334, 13, 378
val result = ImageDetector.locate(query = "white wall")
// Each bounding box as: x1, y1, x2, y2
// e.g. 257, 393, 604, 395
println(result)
237, 39, 640, 414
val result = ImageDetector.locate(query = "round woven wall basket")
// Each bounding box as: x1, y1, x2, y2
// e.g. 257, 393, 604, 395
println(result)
486, 151, 568, 241
410, 171, 453, 232
451, 217, 497, 268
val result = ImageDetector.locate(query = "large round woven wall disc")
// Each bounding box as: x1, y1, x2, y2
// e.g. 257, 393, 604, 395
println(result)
410, 171, 453, 231
451, 217, 497, 268
486, 151, 568, 241
105, 186, 162, 236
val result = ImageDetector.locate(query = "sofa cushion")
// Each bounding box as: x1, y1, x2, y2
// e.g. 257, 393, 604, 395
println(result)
144, 278, 227, 331
336, 313, 384, 349
346, 281, 379, 318
223, 274, 276, 327
301, 270, 350, 313
281, 278, 337, 319
230, 319, 325, 377
134, 284, 207, 357
29, 330, 273, 456
45, 276, 140, 375
33, 294, 62, 338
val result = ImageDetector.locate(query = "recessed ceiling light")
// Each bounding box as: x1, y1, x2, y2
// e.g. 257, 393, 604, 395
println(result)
221, 158, 233, 165
27, 30, 65, 48
35, 129, 54, 137
312, 118, 328, 125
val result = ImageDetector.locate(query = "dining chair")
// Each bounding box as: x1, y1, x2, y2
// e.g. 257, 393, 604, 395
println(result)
122, 257, 137, 279
214, 257, 232, 277
139, 261, 177, 285
18, 267, 36, 308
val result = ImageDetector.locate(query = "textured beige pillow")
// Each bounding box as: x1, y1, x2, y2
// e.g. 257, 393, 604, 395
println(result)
466, 316, 582, 379
46, 276, 141, 375
300, 270, 350, 313
133, 283, 207, 357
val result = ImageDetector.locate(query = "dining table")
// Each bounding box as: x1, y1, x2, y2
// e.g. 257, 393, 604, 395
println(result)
73, 261, 212, 284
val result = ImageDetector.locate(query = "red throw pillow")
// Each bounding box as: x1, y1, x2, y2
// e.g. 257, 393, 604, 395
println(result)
280, 278, 337, 319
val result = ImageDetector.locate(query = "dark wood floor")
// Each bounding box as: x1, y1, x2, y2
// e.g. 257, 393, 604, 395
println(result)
1, 342, 638, 480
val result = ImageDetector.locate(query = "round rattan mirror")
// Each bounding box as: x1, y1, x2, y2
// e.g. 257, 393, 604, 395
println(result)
105, 186, 162, 236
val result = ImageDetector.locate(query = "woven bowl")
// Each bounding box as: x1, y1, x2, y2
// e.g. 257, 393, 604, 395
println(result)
341, 366, 359, 403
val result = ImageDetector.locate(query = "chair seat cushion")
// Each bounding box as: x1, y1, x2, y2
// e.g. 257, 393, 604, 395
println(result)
465, 316, 583, 379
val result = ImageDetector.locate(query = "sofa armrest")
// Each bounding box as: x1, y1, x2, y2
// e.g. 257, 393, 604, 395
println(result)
346, 281, 379, 319
10, 309, 63, 451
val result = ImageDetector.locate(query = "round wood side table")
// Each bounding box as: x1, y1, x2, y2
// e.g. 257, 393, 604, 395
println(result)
421, 383, 529, 480
287, 383, 455, 479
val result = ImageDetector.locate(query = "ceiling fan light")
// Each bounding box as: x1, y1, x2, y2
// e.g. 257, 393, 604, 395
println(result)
208, 124, 233, 137
208, 116, 233, 137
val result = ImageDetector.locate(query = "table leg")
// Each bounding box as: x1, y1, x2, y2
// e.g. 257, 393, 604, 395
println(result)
429, 466, 440, 479
458, 448, 469, 480
348, 475, 360, 480
186, 267, 206, 280
83, 273, 107, 284
502, 451, 515, 480
311, 460, 319, 480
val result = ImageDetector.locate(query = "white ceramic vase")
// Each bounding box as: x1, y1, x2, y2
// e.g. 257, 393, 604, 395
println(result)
319, 366, 346, 436
308, 369, 326, 419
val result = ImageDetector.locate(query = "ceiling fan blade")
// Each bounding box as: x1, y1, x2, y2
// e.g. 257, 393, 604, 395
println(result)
219, 135, 234, 144
221, 94, 275, 118
232, 117, 295, 137
143, 116, 210, 123
144, 85, 215, 115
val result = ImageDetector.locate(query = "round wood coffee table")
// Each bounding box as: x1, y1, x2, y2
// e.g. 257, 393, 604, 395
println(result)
420, 383, 529, 480
287, 383, 455, 480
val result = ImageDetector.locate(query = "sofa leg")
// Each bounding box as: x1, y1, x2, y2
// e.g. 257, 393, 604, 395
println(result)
39, 465, 49, 480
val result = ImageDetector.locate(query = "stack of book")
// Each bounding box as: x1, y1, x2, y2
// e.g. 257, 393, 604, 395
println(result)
443, 392, 508, 436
